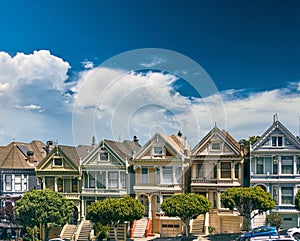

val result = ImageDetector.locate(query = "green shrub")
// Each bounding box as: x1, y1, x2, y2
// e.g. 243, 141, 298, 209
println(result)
266, 213, 282, 230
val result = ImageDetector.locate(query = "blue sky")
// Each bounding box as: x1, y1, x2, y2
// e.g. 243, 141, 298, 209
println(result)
0, 0, 300, 147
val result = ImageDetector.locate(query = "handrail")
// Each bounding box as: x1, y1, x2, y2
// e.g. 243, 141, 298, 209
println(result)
130, 220, 136, 238
145, 218, 152, 237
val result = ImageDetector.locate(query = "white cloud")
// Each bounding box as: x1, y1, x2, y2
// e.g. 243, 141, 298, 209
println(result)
0, 50, 299, 148
0, 50, 71, 145
72, 66, 300, 147
81, 60, 94, 69
140, 57, 166, 68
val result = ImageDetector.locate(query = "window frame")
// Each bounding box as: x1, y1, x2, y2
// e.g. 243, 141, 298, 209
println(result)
141, 167, 149, 184
53, 156, 63, 167
220, 161, 231, 179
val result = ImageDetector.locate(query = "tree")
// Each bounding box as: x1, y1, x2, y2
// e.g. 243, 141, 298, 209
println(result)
239, 136, 260, 153
14, 189, 74, 241
221, 186, 276, 230
266, 213, 282, 230
86, 196, 144, 241
160, 193, 212, 237
295, 189, 300, 211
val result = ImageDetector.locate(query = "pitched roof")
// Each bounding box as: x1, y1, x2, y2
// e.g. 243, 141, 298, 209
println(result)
252, 120, 300, 150
192, 126, 244, 156
0, 141, 46, 169
104, 139, 141, 160
134, 132, 190, 159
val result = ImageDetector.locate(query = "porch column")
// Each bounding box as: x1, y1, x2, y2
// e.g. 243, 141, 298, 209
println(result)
148, 194, 152, 218
81, 198, 85, 218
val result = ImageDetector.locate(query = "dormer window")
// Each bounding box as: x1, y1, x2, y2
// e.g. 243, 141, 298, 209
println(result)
153, 146, 163, 156
53, 157, 63, 166
211, 142, 221, 151
271, 136, 283, 147
99, 151, 109, 161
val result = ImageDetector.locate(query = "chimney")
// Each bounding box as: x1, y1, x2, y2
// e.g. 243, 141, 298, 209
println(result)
91, 136, 96, 147
133, 136, 139, 143
240, 142, 245, 154
45, 140, 53, 155
27, 151, 34, 163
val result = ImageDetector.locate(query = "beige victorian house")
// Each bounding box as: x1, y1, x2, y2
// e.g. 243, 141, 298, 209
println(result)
132, 131, 190, 236
190, 126, 246, 234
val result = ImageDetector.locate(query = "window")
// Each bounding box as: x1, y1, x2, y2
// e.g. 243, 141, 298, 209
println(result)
162, 166, 173, 184
198, 162, 204, 178
155, 167, 160, 184
256, 157, 264, 174
120, 172, 126, 189
282, 156, 293, 174
5, 175, 12, 191
89, 173, 95, 188
57, 178, 63, 192
72, 178, 78, 192
97, 171, 106, 188
273, 156, 278, 174
213, 164, 217, 178
53, 157, 63, 166
234, 163, 240, 179
213, 191, 218, 208
221, 162, 231, 178
211, 142, 221, 151
15, 175, 22, 191
108, 172, 118, 188
272, 185, 278, 205
99, 151, 109, 161
141, 167, 149, 184
281, 187, 293, 204
153, 146, 163, 156
272, 136, 283, 147
175, 166, 181, 184
45, 177, 55, 191
297, 157, 300, 174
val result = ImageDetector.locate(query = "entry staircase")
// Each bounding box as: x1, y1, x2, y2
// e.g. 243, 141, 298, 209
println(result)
60, 224, 77, 240
132, 218, 148, 238
76, 220, 93, 241
191, 214, 205, 236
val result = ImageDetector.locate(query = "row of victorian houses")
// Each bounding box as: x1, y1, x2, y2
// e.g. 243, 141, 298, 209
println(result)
0, 115, 300, 238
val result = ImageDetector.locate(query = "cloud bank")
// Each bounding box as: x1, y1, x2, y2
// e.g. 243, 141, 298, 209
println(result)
0, 50, 299, 147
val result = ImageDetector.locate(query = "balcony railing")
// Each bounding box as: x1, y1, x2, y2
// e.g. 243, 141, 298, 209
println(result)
81, 187, 127, 195
191, 178, 235, 184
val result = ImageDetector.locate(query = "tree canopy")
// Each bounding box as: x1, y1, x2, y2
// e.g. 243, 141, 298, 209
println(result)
295, 189, 300, 211
160, 193, 212, 236
239, 136, 260, 153
221, 186, 276, 230
86, 196, 144, 241
14, 189, 74, 241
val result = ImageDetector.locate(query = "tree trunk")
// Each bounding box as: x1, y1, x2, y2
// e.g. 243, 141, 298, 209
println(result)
45, 225, 50, 241
113, 225, 118, 241
184, 220, 190, 237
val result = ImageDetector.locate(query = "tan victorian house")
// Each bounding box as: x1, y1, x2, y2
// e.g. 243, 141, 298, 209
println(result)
35, 141, 93, 224
132, 131, 190, 237
190, 126, 246, 234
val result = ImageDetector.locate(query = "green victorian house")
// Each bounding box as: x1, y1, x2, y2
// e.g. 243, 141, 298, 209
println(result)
35, 141, 94, 224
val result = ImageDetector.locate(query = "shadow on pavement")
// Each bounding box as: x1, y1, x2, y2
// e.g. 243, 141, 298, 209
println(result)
202, 234, 240, 241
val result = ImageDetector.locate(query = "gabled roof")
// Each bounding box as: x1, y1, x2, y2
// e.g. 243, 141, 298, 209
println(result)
191, 126, 243, 156
134, 132, 190, 159
0, 140, 46, 169
82, 139, 141, 166
36, 144, 93, 170
251, 120, 300, 151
